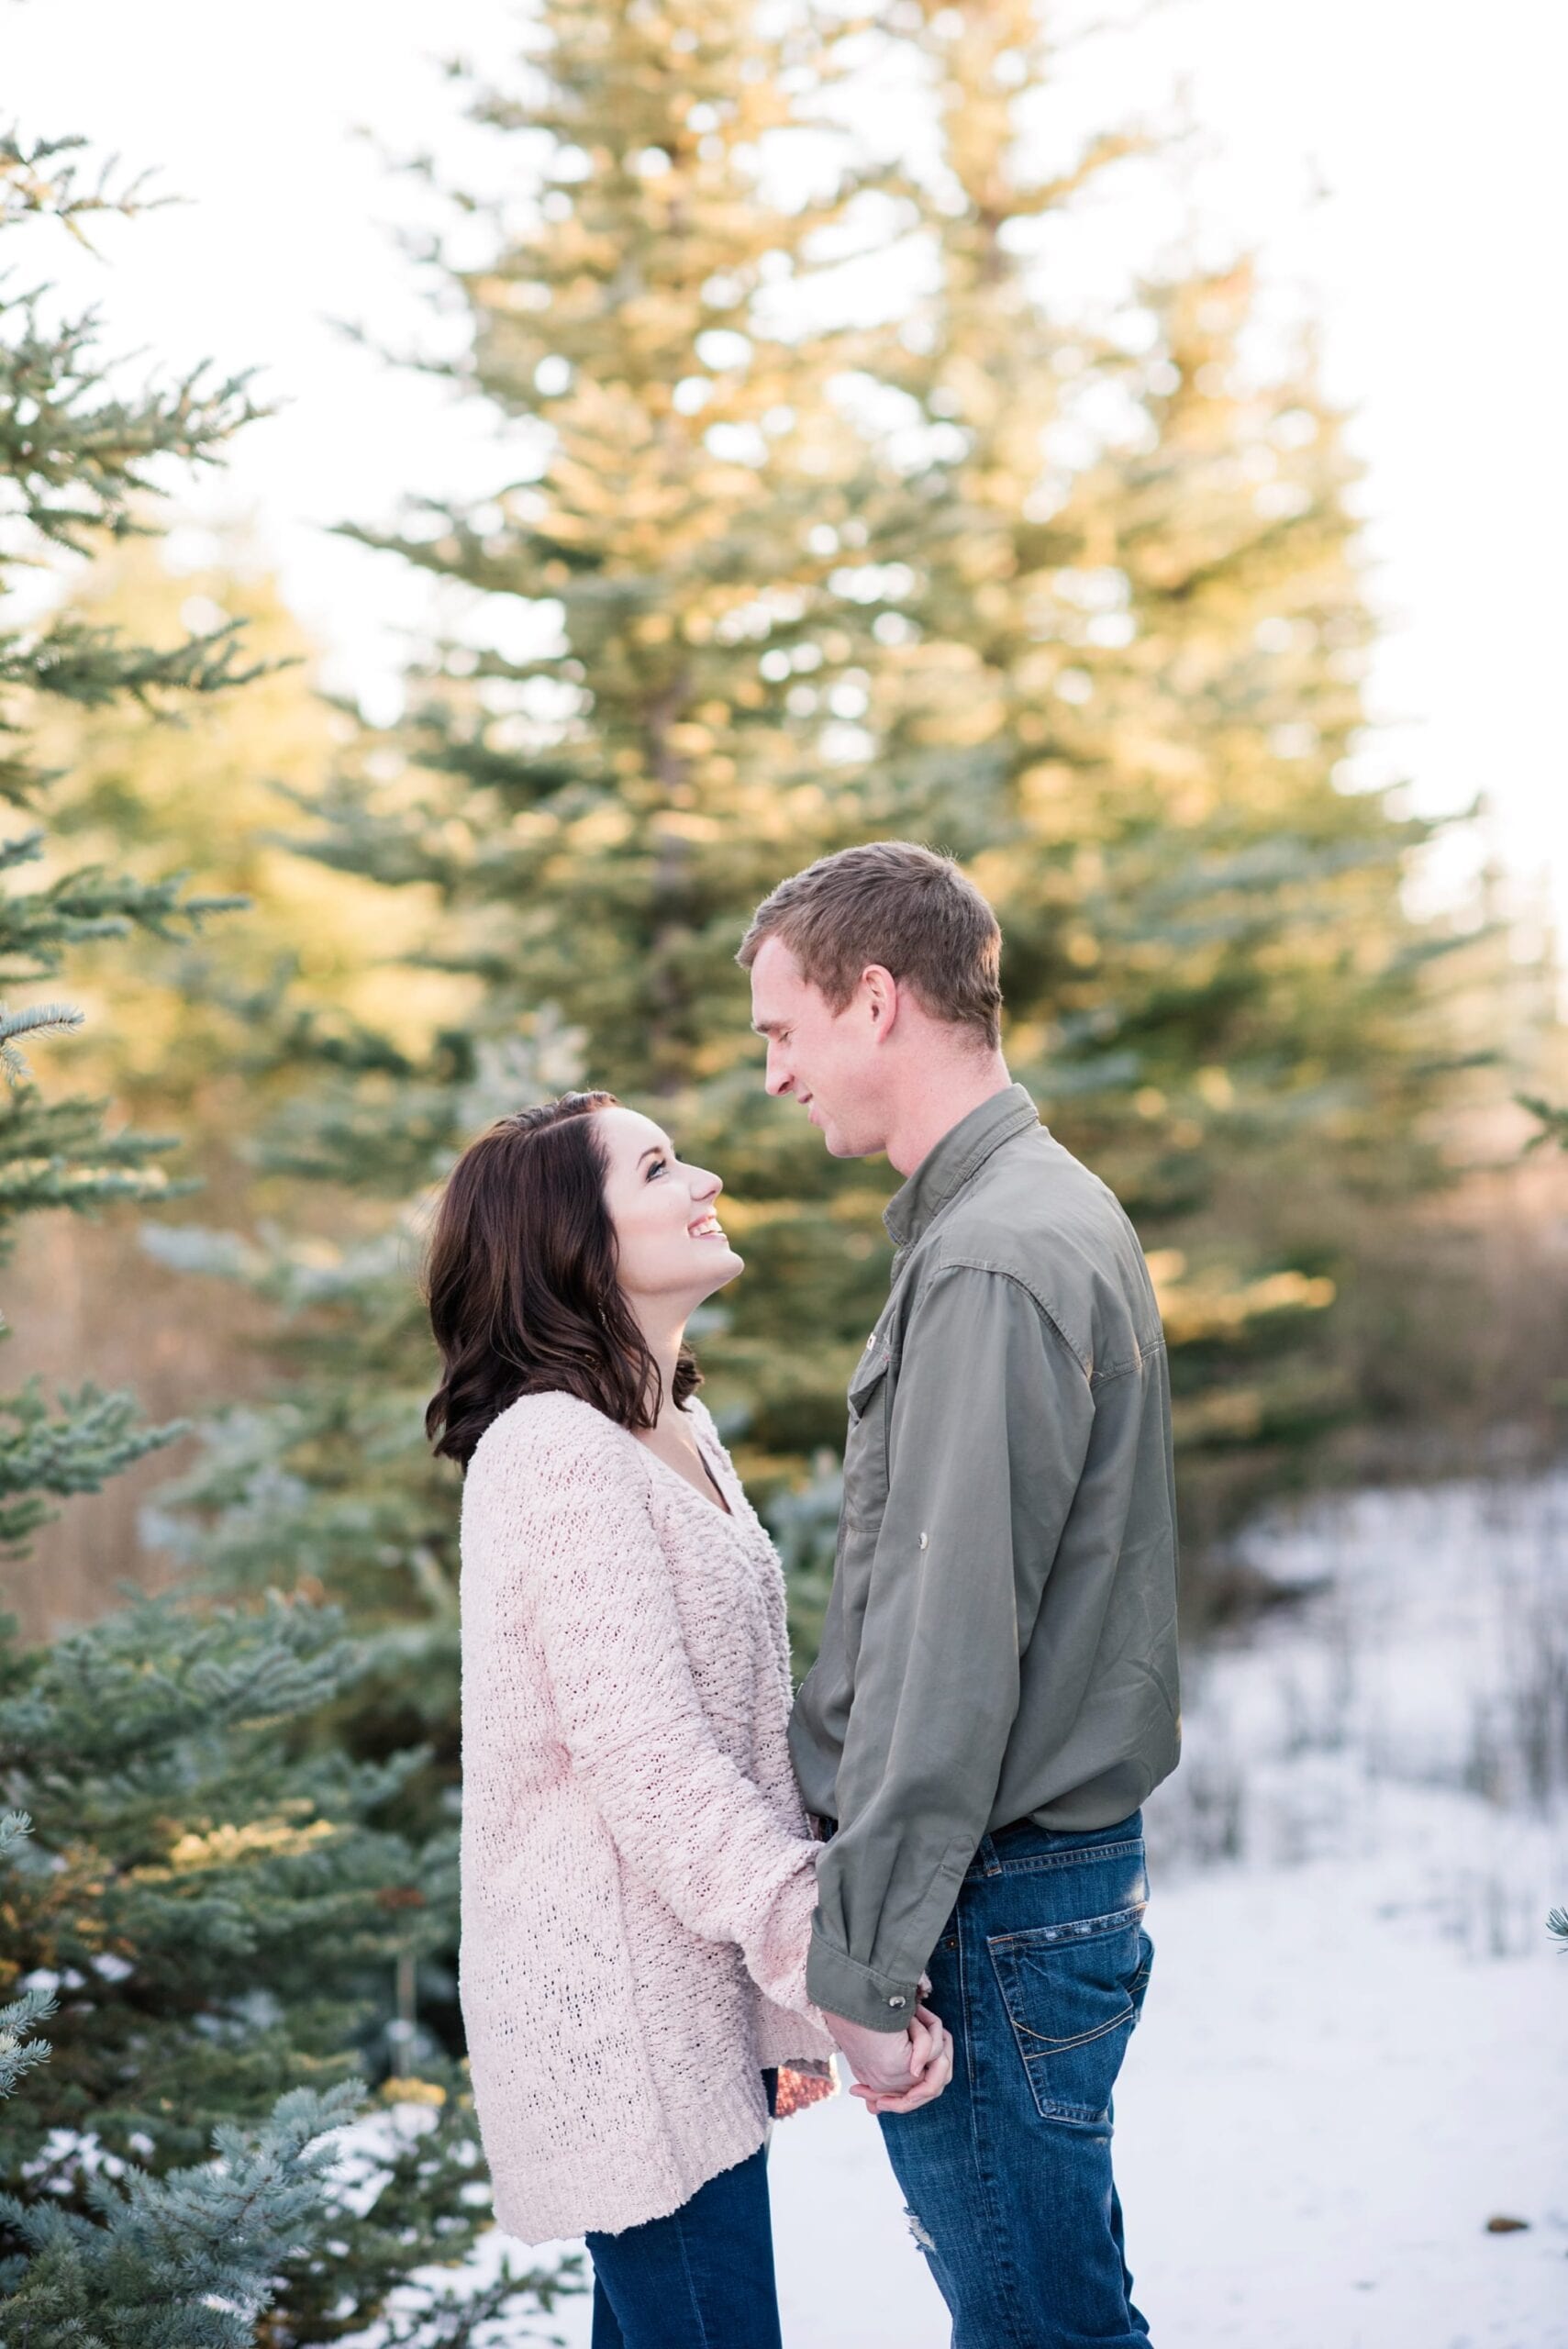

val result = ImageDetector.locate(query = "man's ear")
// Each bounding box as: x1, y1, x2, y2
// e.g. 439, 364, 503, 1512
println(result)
862, 964, 899, 1038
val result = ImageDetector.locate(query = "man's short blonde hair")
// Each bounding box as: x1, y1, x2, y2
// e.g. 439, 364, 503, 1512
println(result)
738, 841, 1003, 1049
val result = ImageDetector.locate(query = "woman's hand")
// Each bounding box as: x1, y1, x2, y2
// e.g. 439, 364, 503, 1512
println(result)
847, 2004, 953, 2117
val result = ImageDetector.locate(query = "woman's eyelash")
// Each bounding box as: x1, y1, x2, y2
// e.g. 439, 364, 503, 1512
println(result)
646, 1156, 668, 1179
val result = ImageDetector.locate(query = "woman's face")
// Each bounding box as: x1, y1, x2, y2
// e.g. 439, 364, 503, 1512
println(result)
595, 1105, 744, 1316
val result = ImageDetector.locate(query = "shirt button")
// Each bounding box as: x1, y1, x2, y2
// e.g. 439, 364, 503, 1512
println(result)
887, 1994, 906, 2009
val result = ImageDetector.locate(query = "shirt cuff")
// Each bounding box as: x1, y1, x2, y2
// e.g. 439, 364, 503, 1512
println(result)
805, 1919, 921, 2032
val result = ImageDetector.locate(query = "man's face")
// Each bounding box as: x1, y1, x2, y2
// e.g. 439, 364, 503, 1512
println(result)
748, 934, 887, 1158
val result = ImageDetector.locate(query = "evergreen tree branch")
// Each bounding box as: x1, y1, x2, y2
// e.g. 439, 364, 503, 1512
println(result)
1518, 1094, 1568, 1152
0, 128, 171, 241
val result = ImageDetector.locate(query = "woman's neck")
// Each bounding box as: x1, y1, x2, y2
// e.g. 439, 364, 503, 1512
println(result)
631, 1301, 688, 1429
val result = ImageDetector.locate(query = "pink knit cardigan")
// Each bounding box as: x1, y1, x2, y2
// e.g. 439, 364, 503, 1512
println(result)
458, 1388, 836, 2243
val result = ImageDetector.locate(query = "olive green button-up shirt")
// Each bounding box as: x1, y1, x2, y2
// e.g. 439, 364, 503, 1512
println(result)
789, 1084, 1182, 2030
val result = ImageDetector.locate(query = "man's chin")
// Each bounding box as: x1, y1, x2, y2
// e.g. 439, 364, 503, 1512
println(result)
805, 1104, 876, 1158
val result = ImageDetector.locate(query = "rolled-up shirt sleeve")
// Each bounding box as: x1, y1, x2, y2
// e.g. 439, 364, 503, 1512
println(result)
806, 1265, 1095, 2028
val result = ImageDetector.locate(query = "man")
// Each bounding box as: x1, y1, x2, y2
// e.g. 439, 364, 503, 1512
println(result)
740, 841, 1180, 2347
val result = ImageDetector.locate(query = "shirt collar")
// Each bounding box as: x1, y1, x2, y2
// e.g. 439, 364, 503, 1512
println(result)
883, 1082, 1040, 1251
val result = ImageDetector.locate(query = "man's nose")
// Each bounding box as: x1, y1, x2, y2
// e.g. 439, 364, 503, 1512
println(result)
765, 1047, 793, 1097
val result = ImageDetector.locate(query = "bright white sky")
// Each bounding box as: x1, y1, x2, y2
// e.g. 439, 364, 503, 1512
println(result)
6, 0, 1567, 948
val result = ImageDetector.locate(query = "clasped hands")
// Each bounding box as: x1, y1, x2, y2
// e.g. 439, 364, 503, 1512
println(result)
823, 1976, 953, 2117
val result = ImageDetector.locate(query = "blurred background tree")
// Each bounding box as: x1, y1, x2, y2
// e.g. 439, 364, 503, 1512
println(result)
155, 0, 1566, 1693
128, 0, 1567, 1779
8, 533, 472, 1639
144, 0, 929, 1768
844, 2, 1518, 1560
28, 533, 463, 1160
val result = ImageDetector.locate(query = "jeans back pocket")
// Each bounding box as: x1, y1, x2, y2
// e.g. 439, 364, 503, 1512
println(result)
986, 1904, 1151, 2126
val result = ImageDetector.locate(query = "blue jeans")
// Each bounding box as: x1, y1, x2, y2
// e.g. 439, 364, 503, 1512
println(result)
586, 2068, 781, 2348
878, 1813, 1154, 2348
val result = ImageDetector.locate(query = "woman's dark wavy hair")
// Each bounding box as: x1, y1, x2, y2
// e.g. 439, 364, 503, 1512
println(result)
422, 1090, 700, 1469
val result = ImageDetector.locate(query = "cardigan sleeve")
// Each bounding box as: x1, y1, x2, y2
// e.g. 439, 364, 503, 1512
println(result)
477, 1405, 822, 2021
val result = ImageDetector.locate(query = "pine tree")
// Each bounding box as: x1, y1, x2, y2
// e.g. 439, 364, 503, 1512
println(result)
0, 2056, 364, 2349
146, 0, 935, 1720
0, 126, 256, 1578
7, 531, 481, 1630
0, 1593, 580, 2343
0, 127, 580, 2340
838, 5, 1487, 1556
28, 530, 473, 1184
154, 0, 1520, 1697
151, 0, 1545, 1841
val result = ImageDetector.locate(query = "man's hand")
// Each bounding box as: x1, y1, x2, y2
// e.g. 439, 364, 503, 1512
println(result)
822, 2008, 923, 2096
850, 2005, 953, 2117
823, 2002, 954, 2112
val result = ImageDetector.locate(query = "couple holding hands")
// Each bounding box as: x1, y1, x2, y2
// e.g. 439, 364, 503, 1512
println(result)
428, 842, 1181, 2347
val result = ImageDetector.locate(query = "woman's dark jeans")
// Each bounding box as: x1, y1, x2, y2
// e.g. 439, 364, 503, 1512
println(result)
585, 2068, 781, 2349
878, 1812, 1154, 2348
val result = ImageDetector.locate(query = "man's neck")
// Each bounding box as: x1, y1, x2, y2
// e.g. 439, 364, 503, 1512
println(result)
883, 1057, 1014, 1178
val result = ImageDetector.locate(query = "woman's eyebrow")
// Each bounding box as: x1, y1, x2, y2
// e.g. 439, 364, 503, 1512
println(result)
636, 1139, 673, 1165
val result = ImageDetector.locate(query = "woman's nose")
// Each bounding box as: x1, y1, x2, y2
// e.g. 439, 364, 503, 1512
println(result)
693, 1166, 722, 1201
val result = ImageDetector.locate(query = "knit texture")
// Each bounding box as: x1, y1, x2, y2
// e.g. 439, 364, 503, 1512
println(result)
458, 1388, 836, 2242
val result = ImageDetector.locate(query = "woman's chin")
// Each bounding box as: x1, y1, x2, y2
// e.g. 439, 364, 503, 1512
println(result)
662, 1248, 745, 1314
698, 1246, 745, 1294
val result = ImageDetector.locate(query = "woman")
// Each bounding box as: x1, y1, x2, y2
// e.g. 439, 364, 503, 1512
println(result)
423, 1090, 950, 2348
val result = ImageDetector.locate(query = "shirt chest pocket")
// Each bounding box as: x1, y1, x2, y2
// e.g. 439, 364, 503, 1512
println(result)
843, 1341, 892, 1523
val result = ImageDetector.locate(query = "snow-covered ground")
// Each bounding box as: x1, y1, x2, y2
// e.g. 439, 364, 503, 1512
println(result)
428, 1472, 1568, 2348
